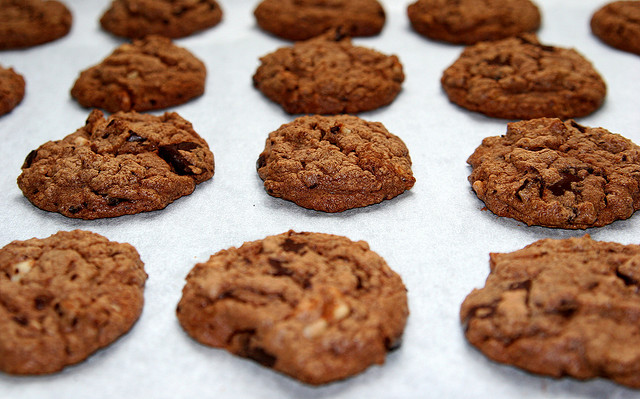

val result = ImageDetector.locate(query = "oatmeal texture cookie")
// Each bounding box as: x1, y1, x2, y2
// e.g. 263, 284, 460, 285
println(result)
100, 0, 223, 39
460, 235, 640, 388
0, 0, 72, 50
257, 115, 415, 212
254, 0, 385, 41
0, 66, 25, 116
591, 1, 640, 56
253, 30, 404, 115
71, 35, 206, 113
177, 230, 409, 385
467, 118, 640, 229
0, 230, 147, 375
441, 34, 606, 119
17, 109, 214, 219
407, 0, 541, 44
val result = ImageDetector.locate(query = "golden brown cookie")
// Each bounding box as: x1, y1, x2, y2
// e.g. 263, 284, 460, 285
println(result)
177, 230, 409, 385
18, 109, 215, 219
467, 118, 640, 229
100, 0, 223, 39
591, 1, 640, 56
0, 0, 72, 50
71, 36, 206, 113
257, 115, 415, 212
461, 235, 640, 388
0, 230, 147, 375
0, 65, 25, 117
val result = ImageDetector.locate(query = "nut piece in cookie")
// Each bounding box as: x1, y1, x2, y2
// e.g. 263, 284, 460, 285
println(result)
71, 35, 206, 113
0, 0, 72, 50
257, 115, 415, 212
461, 235, 640, 388
254, 0, 385, 41
177, 230, 409, 385
0, 65, 25, 116
441, 34, 606, 119
0, 230, 147, 375
253, 30, 404, 114
467, 118, 640, 229
17, 109, 215, 219
100, 0, 223, 39
407, 0, 541, 44
591, 1, 640, 56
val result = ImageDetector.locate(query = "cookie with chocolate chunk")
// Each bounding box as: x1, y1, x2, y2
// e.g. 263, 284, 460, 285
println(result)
253, 30, 404, 115
467, 118, 640, 229
17, 109, 214, 219
177, 230, 408, 385
257, 115, 415, 212
254, 0, 385, 41
407, 0, 541, 44
0, 66, 25, 116
0, 0, 72, 50
71, 35, 206, 113
591, 1, 640, 56
460, 235, 640, 388
441, 34, 606, 119
0, 230, 147, 375
100, 0, 223, 39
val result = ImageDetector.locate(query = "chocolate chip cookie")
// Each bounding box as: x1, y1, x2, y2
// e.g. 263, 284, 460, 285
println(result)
253, 30, 404, 115
100, 0, 223, 39
591, 1, 640, 56
467, 118, 640, 229
71, 35, 206, 113
461, 235, 640, 388
441, 34, 607, 119
407, 0, 541, 44
177, 230, 408, 385
254, 0, 385, 41
18, 109, 214, 219
0, 0, 72, 50
257, 115, 415, 212
0, 230, 147, 375
0, 66, 25, 116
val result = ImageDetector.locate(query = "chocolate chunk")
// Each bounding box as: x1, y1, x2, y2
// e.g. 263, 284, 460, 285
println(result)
158, 142, 200, 175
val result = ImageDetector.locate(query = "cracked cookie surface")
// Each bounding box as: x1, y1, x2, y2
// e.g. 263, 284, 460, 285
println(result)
441, 34, 606, 119
254, 0, 385, 41
467, 118, 640, 229
257, 115, 415, 212
591, 1, 640, 56
253, 31, 404, 115
177, 230, 408, 385
71, 35, 206, 113
0, 65, 25, 116
100, 0, 223, 39
18, 109, 214, 219
407, 0, 540, 44
0, 230, 147, 375
460, 235, 640, 388
0, 0, 72, 50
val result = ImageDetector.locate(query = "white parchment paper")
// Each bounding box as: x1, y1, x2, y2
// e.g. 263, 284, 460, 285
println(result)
1, 1, 639, 398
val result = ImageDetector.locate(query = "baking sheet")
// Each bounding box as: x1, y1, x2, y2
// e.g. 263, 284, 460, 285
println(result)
1, 1, 640, 398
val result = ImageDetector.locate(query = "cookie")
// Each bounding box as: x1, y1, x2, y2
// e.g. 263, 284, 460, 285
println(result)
253, 30, 404, 115
407, 0, 541, 44
460, 235, 640, 388
591, 1, 640, 56
467, 118, 640, 229
257, 115, 415, 212
0, 0, 72, 50
254, 0, 385, 41
0, 66, 25, 116
100, 0, 223, 39
0, 230, 147, 375
17, 109, 214, 219
71, 35, 206, 113
176, 230, 408, 385
441, 34, 607, 120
